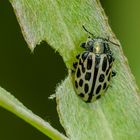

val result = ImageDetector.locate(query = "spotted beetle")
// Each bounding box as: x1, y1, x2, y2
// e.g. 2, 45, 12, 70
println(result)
72, 26, 119, 102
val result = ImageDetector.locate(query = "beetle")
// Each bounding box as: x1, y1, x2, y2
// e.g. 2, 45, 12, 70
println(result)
72, 25, 119, 102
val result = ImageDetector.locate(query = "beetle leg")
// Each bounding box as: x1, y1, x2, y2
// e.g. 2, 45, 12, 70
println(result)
76, 53, 80, 59
112, 56, 115, 62
73, 62, 78, 69
71, 69, 75, 73
80, 42, 86, 49
112, 70, 116, 77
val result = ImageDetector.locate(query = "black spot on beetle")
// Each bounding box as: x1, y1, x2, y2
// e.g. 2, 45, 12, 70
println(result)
79, 79, 83, 87
79, 59, 82, 65
103, 82, 107, 90
108, 72, 111, 81
102, 56, 107, 72
99, 74, 105, 82
106, 68, 110, 75
87, 55, 92, 70
81, 64, 85, 73
76, 68, 81, 78
79, 93, 85, 97
75, 81, 78, 88
96, 85, 102, 95
84, 84, 89, 93
85, 72, 91, 81
73, 62, 78, 69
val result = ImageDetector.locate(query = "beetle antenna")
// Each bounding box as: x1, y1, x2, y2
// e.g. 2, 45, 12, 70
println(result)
105, 37, 120, 47
82, 25, 95, 37
109, 40, 120, 46
82, 25, 120, 47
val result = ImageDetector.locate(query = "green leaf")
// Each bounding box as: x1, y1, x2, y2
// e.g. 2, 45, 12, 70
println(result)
3, 0, 140, 139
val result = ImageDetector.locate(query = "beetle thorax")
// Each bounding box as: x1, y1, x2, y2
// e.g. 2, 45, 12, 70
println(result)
85, 38, 105, 54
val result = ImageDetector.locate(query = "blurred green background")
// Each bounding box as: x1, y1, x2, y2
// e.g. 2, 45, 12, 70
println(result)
0, 0, 139, 140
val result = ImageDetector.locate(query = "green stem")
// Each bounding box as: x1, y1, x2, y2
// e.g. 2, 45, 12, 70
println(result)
0, 87, 68, 140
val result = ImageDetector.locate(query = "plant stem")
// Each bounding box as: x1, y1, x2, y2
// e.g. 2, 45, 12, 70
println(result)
0, 87, 68, 140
